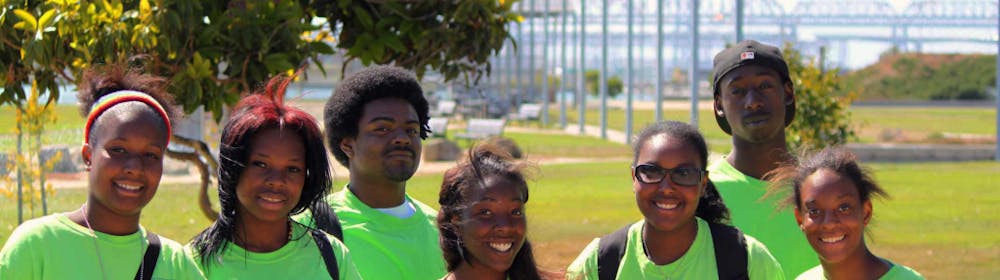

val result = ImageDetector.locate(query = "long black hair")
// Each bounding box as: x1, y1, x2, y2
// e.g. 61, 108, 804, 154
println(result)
190, 75, 336, 266
437, 142, 548, 280
632, 121, 731, 224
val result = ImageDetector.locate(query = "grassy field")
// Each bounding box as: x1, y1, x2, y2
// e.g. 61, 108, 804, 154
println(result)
2, 160, 997, 279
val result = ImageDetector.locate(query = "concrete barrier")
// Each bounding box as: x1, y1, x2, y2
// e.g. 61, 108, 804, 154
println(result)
846, 143, 996, 162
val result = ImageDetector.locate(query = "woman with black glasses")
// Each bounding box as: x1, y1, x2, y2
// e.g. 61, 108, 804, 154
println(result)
566, 121, 784, 280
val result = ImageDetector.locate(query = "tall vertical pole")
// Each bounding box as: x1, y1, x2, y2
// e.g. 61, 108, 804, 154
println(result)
528, 0, 536, 107
995, 2, 999, 161
626, 0, 634, 143
542, 0, 550, 126
578, 0, 587, 135
656, 0, 664, 121
560, 0, 569, 128
735, 0, 744, 43
689, 0, 699, 127
600, 0, 609, 139
516, 2, 524, 108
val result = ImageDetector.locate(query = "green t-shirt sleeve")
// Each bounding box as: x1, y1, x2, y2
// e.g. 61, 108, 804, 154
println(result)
566, 238, 600, 280
159, 238, 207, 280
0, 223, 42, 279
746, 234, 785, 280
330, 234, 362, 280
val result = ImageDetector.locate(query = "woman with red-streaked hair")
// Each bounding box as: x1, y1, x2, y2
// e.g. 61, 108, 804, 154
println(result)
188, 74, 360, 280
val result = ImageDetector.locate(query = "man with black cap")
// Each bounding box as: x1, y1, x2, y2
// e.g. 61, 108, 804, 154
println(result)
708, 40, 817, 279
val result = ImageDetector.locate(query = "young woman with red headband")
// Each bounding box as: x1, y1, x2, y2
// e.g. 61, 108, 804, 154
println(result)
0, 64, 204, 279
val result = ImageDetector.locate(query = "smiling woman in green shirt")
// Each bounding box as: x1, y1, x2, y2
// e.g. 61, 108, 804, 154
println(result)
0, 64, 203, 280
188, 75, 359, 280
567, 121, 784, 280
767, 147, 924, 280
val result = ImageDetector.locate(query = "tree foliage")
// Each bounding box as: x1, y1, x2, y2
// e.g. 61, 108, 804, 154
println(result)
783, 43, 857, 151
843, 52, 997, 101
584, 69, 623, 98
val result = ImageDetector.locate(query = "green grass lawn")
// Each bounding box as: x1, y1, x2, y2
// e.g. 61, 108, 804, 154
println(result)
1, 160, 996, 278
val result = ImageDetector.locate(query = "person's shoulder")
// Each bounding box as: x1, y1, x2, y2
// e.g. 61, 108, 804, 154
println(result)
6, 214, 70, 243
409, 196, 439, 218
882, 261, 925, 280
794, 265, 826, 280
742, 233, 776, 258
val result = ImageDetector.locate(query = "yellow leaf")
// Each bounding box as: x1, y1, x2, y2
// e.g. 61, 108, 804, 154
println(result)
13, 9, 37, 31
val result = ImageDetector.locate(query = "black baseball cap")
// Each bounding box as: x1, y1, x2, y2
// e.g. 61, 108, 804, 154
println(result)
711, 40, 795, 135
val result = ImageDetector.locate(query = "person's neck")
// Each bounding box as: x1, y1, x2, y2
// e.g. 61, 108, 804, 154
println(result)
69, 202, 141, 236
348, 173, 408, 208
821, 248, 890, 280
727, 137, 791, 179
451, 262, 506, 280
642, 218, 698, 265
234, 216, 290, 253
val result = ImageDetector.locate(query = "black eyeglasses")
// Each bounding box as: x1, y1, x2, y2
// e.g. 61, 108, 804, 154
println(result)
632, 164, 706, 186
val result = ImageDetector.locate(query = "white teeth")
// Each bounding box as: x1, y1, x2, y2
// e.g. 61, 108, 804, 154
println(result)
821, 235, 845, 243
260, 196, 283, 203
116, 183, 141, 191
655, 202, 678, 210
489, 242, 512, 252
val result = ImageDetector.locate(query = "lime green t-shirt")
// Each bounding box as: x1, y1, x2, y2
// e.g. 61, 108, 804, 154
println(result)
187, 222, 361, 280
0, 213, 204, 280
295, 188, 447, 280
709, 159, 818, 279
566, 218, 784, 280
795, 260, 925, 280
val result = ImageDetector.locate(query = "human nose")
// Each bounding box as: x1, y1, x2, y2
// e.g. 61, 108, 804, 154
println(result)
744, 89, 764, 112
820, 210, 840, 228
391, 129, 412, 146
122, 154, 144, 175
264, 169, 287, 188
493, 215, 514, 233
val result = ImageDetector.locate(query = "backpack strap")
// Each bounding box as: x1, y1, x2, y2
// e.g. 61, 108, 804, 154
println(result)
134, 232, 161, 280
708, 222, 749, 280
310, 229, 341, 280
597, 224, 632, 280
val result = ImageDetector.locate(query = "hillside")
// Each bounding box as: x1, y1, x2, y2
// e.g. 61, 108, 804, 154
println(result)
843, 52, 997, 101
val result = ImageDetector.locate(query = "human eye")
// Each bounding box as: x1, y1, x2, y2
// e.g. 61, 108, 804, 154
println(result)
406, 128, 419, 136
729, 87, 745, 95
477, 208, 493, 217
806, 208, 820, 218
144, 152, 161, 160
837, 204, 852, 213
288, 166, 303, 173
511, 207, 524, 217
251, 160, 267, 168
107, 146, 126, 154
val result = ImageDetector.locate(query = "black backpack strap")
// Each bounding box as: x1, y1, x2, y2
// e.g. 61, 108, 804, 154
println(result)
708, 222, 749, 280
597, 224, 632, 280
310, 229, 341, 280
134, 232, 161, 280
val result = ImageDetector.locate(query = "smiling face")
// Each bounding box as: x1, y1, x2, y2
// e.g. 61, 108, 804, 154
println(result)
794, 168, 872, 265
714, 64, 793, 143
633, 134, 707, 233
83, 106, 168, 218
235, 127, 306, 224
341, 98, 422, 183
457, 175, 527, 274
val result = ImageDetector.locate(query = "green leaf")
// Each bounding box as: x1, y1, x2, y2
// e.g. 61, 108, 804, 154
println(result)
353, 6, 373, 30
263, 53, 294, 73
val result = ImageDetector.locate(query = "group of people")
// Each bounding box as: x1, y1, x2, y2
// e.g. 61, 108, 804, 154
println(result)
0, 40, 924, 280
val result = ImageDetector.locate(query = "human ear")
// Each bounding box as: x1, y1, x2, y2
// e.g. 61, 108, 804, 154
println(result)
339, 137, 355, 159
81, 144, 92, 170
793, 206, 805, 231
714, 96, 725, 117
862, 200, 873, 226
783, 82, 795, 106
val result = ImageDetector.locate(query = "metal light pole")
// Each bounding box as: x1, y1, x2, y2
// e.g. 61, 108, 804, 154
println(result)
560, 0, 569, 128
736, 0, 744, 43
995, 2, 999, 161
689, 0, 699, 127
516, 2, 524, 107
578, 0, 587, 135
626, 0, 634, 143
600, 0, 609, 139
542, 0, 550, 126
656, 0, 664, 121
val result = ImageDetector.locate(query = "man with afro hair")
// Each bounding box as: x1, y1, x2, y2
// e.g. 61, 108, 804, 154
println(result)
296, 65, 445, 279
